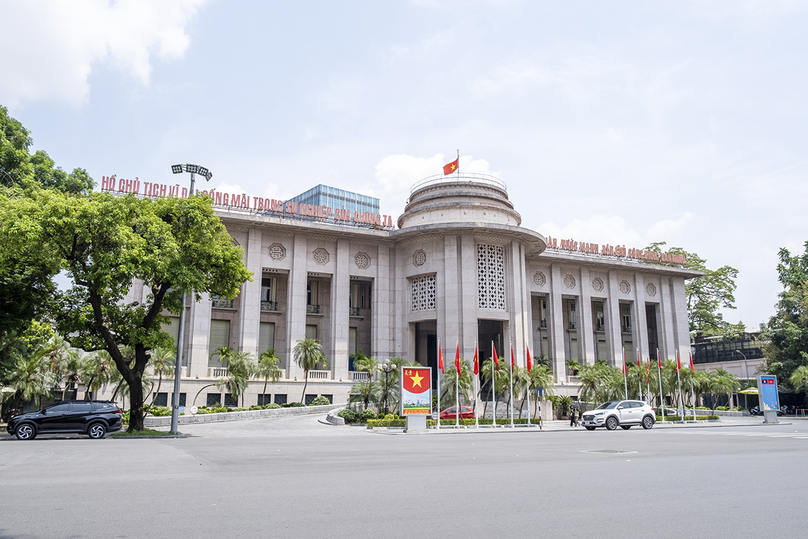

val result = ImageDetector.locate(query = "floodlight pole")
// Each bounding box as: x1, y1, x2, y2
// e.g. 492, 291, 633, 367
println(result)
169, 164, 211, 435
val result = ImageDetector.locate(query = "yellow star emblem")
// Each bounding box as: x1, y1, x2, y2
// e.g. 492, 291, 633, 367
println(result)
410, 372, 423, 388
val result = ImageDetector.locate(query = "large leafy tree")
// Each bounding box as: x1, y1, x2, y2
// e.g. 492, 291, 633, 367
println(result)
762, 242, 808, 385
0, 186, 251, 430
647, 242, 743, 337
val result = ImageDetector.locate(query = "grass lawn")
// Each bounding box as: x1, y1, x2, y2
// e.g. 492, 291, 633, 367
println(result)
111, 427, 174, 437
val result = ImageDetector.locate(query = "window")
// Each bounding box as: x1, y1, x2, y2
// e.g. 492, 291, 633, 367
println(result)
306, 324, 318, 340
162, 317, 180, 348
173, 393, 186, 407
307, 280, 319, 306
259, 322, 275, 354
208, 320, 231, 366
594, 303, 605, 331
206, 393, 221, 407
224, 394, 237, 407
621, 305, 632, 333
274, 394, 287, 405
321, 394, 333, 404
261, 277, 278, 311
569, 301, 577, 330
258, 394, 272, 406
71, 402, 93, 412
48, 403, 70, 413
570, 339, 579, 365
540, 299, 548, 328
153, 392, 168, 407
305, 394, 317, 405
349, 328, 357, 357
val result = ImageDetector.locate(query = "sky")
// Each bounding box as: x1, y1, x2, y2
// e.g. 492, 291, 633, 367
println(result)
1, 0, 806, 329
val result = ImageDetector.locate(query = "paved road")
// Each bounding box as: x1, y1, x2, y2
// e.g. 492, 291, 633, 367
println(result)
1, 416, 806, 539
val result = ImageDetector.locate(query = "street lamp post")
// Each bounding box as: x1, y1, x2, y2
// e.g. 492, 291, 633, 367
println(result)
381, 359, 394, 415
169, 164, 213, 435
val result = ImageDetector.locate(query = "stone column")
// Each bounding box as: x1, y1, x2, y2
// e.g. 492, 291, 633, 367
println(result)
670, 276, 692, 358
239, 227, 262, 357
579, 267, 595, 365
331, 239, 350, 381
187, 292, 212, 379
460, 235, 479, 361
394, 246, 407, 359
371, 244, 391, 360
508, 241, 530, 362
606, 271, 623, 367
549, 265, 566, 379
634, 273, 649, 362
286, 234, 308, 379
443, 235, 461, 346
659, 276, 678, 361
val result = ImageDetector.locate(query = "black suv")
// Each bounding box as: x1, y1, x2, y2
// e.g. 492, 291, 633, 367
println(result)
7, 400, 123, 440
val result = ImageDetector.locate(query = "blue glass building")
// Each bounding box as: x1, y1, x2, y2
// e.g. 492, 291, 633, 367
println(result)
290, 184, 379, 216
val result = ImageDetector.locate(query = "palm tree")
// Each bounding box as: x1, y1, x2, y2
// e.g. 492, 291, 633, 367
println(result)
527, 365, 555, 419
57, 348, 84, 401
81, 350, 115, 400
709, 368, 741, 412
481, 358, 510, 419
293, 337, 326, 403
255, 349, 282, 404
348, 379, 380, 410
439, 358, 474, 410
3, 353, 55, 413
578, 360, 612, 405
354, 353, 381, 393
148, 347, 175, 407
214, 348, 255, 407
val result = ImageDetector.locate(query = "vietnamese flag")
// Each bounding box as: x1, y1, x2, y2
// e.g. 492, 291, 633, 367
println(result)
443, 157, 459, 175
637, 349, 641, 368
657, 348, 662, 369
676, 350, 682, 372
646, 358, 650, 375
455, 342, 461, 377
689, 351, 695, 372
526, 344, 533, 373
402, 368, 430, 393
493, 343, 500, 371
622, 348, 628, 377
438, 343, 444, 373
510, 343, 516, 369
473, 343, 479, 375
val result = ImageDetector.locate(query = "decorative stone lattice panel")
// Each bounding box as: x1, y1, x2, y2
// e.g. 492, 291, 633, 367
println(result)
564, 274, 576, 289
268, 243, 286, 261
592, 277, 604, 292
413, 249, 426, 267
533, 271, 546, 286
477, 244, 506, 310
411, 274, 436, 311
354, 252, 370, 269
646, 283, 657, 297
313, 248, 330, 265
619, 280, 631, 294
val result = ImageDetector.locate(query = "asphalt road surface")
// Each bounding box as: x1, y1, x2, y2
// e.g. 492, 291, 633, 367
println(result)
1, 416, 806, 539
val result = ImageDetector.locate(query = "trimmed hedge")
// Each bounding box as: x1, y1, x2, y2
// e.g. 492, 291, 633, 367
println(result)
657, 415, 719, 421
365, 417, 544, 428
367, 419, 407, 428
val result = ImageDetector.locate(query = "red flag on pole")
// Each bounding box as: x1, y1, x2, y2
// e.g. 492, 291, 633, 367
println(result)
676, 349, 681, 372
526, 344, 533, 372
455, 342, 461, 377
689, 351, 695, 372
637, 349, 641, 368
438, 344, 444, 373
493, 343, 500, 371
657, 348, 662, 368
473, 343, 479, 375
443, 158, 459, 175
510, 343, 515, 369
623, 348, 628, 377
646, 357, 650, 375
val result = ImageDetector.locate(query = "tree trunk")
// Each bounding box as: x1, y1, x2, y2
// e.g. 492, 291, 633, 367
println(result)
128, 374, 145, 432
300, 371, 309, 403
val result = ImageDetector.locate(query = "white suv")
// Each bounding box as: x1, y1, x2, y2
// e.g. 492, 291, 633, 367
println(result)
581, 400, 656, 431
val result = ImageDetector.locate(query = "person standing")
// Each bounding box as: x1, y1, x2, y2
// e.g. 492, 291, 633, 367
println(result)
569, 406, 577, 427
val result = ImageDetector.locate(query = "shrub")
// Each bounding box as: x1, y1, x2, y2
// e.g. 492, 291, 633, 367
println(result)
121, 411, 130, 424
249, 405, 263, 410
148, 406, 172, 417
358, 409, 377, 422
716, 406, 729, 411
282, 402, 305, 408
265, 403, 281, 409
383, 413, 398, 420
656, 415, 719, 421
232, 407, 247, 412
337, 409, 357, 423
310, 396, 331, 406
367, 418, 406, 428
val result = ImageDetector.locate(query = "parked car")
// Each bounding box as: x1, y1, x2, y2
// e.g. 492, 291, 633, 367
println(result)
6, 400, 123, 440
439, 406, 475, 420
581, 400, 656, 430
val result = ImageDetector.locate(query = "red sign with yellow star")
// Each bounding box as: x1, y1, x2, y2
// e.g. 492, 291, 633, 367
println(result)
401, 367, 432, 415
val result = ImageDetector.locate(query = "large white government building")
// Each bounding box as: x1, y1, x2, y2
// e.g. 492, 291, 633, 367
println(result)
118, 174, 700, 408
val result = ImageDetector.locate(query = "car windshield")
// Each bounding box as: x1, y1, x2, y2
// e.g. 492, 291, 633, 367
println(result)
595, 401, 619, 410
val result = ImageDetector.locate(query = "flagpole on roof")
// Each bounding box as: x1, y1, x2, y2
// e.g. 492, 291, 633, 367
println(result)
456, 149, 459, 177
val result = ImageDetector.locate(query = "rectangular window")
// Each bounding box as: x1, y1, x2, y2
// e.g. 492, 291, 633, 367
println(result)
542, 336, 549, 357
621, 305, 632, 333
305, 394, 317, 405
274, 394, 287, 405
569, 301, 577, 330
206, 393, 221, 407
540, 299, 548, 328
173, 393, 186, 407
261, 276, 277, 303
594, 303, 605, 332
350, 282, 360, 310
321, 394, 333, 404
162, 317, 180, 348
597, 340, 608, 362
224, 394, 237, 407
570, 339, 579, 364
258, 394, 271, 406
307, 280, 319, 306
306, 324, 318, 340
153, 392, 168, 407
208, 320, 230, 366
259, 322, 275, 354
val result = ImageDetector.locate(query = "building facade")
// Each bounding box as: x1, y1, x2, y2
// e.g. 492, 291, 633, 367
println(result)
119, 173, 701, 409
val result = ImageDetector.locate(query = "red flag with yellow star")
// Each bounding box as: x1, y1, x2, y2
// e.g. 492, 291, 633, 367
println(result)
493, 343, 500, 371
438, 344, 444, 373
443, 157, 459, 175
473, 343, 479, 375
455, 342, 461, 377
526, 344, 533, 372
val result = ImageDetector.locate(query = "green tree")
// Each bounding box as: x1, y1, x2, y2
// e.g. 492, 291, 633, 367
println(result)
481, 358, 510, 419
789, 366, 808, 405
3, 352, 54, 413
255, 349, 282, 404
526, 365, 554, 419
646, 242, 743, 337
81, 350, 116, 400
348, 379, 380, 411
762, 241, 808, 385
706, 369, 741, 413
440, 358, 474, 407
147, 347, 175, 407
293, 337, 326, 403
56, 348, 84, 401
0, 186, 252, 431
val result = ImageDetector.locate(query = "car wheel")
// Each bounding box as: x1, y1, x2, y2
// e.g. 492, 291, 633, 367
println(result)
15, 423, 36, 440
642, 415, 655, 430
88, 422, 107, 439
585, 426, 596, 431
621, 425, 631, 430
605, 416, 618, 430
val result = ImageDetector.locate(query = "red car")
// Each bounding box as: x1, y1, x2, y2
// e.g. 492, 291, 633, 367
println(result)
439, 406, 475, 420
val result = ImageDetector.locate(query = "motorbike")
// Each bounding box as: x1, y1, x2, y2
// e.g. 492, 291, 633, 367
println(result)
749, 406, 761, 416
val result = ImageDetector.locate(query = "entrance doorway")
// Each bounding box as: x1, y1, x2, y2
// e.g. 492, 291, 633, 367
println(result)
477, 320, 504, 403
414, 321, 437, 390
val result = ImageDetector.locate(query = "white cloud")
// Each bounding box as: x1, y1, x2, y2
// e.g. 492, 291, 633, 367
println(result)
0, 0, 207, 107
